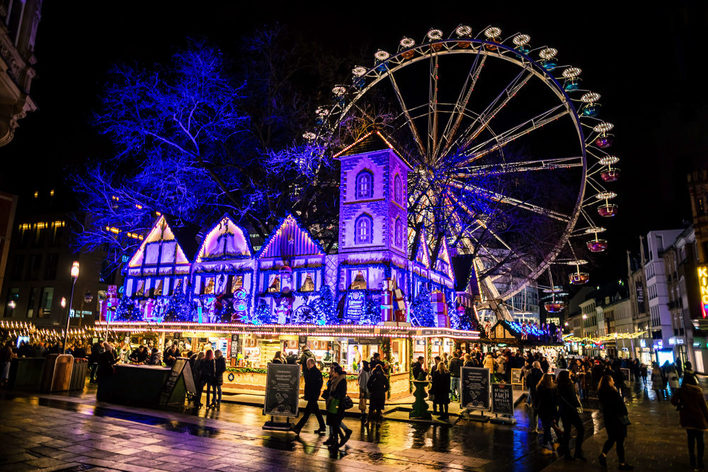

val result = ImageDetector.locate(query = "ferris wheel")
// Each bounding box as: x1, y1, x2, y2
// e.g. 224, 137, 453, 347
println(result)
304, 25, 619, 304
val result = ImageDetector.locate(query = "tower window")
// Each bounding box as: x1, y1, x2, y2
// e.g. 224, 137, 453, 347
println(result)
355, 170, 374, 199
394, 174, 402, 203
394, 217, 403, 248
355, 214, 374, 244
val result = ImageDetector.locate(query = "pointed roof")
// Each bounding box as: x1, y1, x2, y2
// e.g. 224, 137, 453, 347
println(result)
334, 130, 413, 169
434, 238, 455, 281
257, 214, 325, 260
196, 214, 252, 262
413, 228, 431, 268
128, 215, 191, 268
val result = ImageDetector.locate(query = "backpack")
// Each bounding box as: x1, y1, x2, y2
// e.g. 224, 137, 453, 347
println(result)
342, 395, 354, 410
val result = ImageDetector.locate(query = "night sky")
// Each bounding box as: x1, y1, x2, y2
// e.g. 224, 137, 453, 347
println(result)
2, 1, 707, 283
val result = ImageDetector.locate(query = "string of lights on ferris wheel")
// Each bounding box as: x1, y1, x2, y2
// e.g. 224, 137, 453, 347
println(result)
303, 24, 619, 298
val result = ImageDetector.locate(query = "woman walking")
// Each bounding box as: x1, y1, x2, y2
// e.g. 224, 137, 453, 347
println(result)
534, 373, 559, 454
367, 364, 389, 426
598, 375, 633, 470
324, 365, 349, 448
557, 370, 585, 461
671, 373, 708, 470
432, 361, 451, 420
358, 361, 371, 421
651, 363, 666, 401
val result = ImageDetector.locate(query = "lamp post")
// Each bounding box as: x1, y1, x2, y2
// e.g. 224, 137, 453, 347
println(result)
63, 261, 80, 354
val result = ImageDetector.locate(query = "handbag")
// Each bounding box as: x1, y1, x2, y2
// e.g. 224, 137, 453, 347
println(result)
343, 395, 354, 410
619, 415, 631, 426
327, 398, 340, 414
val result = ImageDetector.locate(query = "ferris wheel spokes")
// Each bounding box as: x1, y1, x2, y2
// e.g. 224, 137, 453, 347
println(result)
458, 156, 584, 177
386, 72, 427, 159
435, 53, 487, 160
427, 53, 440, 163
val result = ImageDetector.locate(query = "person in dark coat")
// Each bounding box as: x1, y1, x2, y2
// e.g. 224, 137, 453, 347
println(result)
88, 341, 104, 383
163, 343, 179, 368
370, 352, 384, 372
527, 361, 544, 432
293, 358, 326, 435
432, 361, 451, 419
411, 356, 425, 380
534, 373, 559, 454
202, 350, 217, 408
190, 352, 205, 408
367, 364, 389, 426
557, 370, 585, 461
324, 365, 349, 448
598, 375, 633, 470
213, 350, 226, 408
671, 373, 708, 470
96, 342, 118, 382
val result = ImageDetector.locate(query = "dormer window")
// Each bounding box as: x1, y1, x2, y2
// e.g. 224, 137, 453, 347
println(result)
355, 170, 374, 199
394, 174, 402, 203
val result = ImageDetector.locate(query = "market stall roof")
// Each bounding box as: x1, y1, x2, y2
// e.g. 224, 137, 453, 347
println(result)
94, 321, 481, 340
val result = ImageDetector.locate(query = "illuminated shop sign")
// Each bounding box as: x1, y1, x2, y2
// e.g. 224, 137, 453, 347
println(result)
699, 266, 708, 318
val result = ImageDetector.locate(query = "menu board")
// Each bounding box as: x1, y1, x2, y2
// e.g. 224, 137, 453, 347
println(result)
461, 367, 490, 410
510, 368, 523, 386
263, 363, 300, 417
159, 358, 188, 406
491, 383, 514, 416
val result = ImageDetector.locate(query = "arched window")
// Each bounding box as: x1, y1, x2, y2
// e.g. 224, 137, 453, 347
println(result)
355, 214, 374, 244
355, 170, 374, 199
394, 174, 402, 203
394, 217, 403, 248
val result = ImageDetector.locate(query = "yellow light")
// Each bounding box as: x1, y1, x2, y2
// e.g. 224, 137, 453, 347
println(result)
71, 261, 80, 279
50, 189, 55, 197
33, 191, 39, 199
36, 222, 47, 229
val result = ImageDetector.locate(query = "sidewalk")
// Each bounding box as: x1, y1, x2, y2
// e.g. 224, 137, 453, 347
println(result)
542, 383, 695, 471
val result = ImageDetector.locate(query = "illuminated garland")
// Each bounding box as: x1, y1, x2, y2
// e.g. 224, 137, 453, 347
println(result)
563, 331, 647, 344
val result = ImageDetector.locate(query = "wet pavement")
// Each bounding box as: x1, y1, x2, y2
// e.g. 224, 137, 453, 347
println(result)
0, 379, 690, 471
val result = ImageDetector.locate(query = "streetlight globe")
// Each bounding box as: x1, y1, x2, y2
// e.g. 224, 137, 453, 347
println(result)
60, 297, 66, 308
70, 261, 80, 279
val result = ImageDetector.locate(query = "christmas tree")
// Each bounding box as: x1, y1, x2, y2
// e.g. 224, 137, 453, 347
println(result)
313, 285, 338, 324
163, 290, 193, 322
410, 286, 434, 327
252, 299, 272, 325
115, 297, 142, 322
361, 294, 380, 325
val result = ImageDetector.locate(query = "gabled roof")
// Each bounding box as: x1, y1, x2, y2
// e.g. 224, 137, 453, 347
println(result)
334, 130, 413, 169
413, 228, 430, 269
196, 214, 252, 262
433, 238, 455, 281
128, 215, 191, 268
257, 214, 325, 260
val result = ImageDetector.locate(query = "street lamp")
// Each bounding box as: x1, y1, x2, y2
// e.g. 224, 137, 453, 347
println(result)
63, 261, 79, 354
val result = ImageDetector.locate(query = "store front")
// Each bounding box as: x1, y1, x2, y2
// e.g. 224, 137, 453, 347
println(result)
96, 321, 479, 399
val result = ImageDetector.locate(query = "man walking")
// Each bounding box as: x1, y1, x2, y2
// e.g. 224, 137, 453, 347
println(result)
293, 358, 326, 435
448, 352, 462, 401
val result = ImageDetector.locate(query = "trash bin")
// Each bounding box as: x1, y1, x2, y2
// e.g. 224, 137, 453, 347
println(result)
41, 354, 74, 392
70, 358, 88, 391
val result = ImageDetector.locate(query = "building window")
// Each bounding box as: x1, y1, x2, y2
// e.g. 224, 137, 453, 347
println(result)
300, 273, 315, 292
355, 170, 373, 199
355, 214, 374, 244
394, 217, 403, 248
203, 277, 215, 295
394, 174, 402, 203
39, 287, 54, 318
27, 287, 39, 318
231, 275, 244, 293
268, 276, 281, 293
28, 254, 41, 280
44, 254, 58, 280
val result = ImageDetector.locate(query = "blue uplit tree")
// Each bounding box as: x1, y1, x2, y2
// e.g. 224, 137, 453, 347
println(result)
252, 299, 272, 325
115, 297, 142, 322
410, 286, 434, 327
163, 290, 193, 322
72, 31, 340, 268
313, 285, 337, 325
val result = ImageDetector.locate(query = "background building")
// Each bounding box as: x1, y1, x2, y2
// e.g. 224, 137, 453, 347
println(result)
0, 0, 42, 146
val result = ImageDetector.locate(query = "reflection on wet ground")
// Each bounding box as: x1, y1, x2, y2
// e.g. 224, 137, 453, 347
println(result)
3, 387, 599, 472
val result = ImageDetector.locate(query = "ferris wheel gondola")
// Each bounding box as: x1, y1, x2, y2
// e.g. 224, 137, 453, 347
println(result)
304, 25, 619, 302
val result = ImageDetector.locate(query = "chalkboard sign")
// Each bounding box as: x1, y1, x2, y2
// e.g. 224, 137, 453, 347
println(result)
510, 368, 523, 386
263, 363, 300, 417
492, 383, 514, 416
461, 367, 490, 410
181, 359, 196, 396
159, 358, 187, 406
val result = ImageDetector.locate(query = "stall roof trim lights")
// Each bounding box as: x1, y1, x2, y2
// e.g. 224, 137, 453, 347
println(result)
196, 214, 252, 262
414, 227, 431, 268
128, 215, 189, 268
94, 321, 480, 338
434, 237, 454, 281
257, 214, 325, 260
